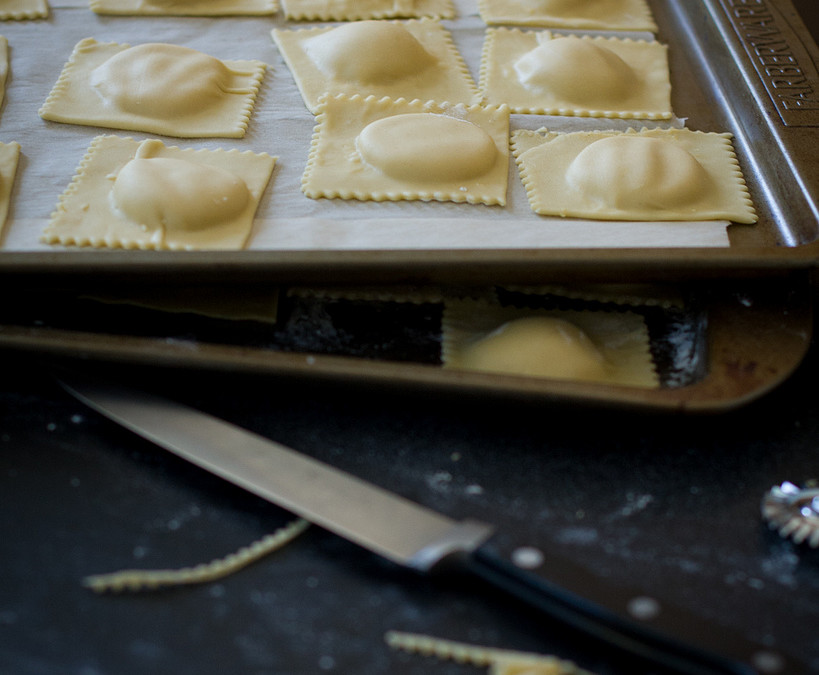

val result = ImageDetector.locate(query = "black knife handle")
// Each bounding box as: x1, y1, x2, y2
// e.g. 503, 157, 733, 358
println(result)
455, 542, 800, 675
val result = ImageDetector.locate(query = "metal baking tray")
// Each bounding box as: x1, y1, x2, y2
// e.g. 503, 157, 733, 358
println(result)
0, 0, 816, 284
0, 273, 812, 411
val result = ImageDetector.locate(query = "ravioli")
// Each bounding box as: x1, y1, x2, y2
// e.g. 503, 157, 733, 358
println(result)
0, 0, 48, 19
43, 136, 277, 250
89, 0, 277, 15
480, 29, 672, 118
39, 39, 266, 138
459, 316, 611, 381
273, 19, 478, 114
0, 141, 21, 242
302, 94, 509, 206
477, 0, 657, 30
442, 300, 658, 387
281, 0, 454, 21
512, 127, 758, 223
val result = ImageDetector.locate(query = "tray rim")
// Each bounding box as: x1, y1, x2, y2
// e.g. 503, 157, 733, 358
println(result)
2, 242, 818, 284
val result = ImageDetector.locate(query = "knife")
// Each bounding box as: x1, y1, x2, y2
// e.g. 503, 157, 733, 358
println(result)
58, 372, 798, 675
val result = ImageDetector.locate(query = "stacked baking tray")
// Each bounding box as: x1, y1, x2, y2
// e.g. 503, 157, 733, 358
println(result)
0, 0, 816, 409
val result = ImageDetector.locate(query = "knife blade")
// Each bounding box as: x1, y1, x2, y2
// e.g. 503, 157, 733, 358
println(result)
59, 372, 797, 675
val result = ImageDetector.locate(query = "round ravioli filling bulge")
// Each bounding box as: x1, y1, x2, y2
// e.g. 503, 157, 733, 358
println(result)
514, 36, 636, 107
460, 317, 609, 381
90, 43, 237, 118
356, 113, 497, 183
304, 21, 437, 84
111, 156, 250, 233
565, 135, 712, 211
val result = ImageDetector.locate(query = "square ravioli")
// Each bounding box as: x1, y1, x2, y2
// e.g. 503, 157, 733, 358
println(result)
302, 94, 510, 206
0, 0, 48, 19
39, 38, 266, 139
43, 136, 276, 251
273, 18, 478, 114
281, 0, 453, 21
480, 29, 672, 118
0, 141, 21, 241
512, 127, 758, 223
90, 0, 277, 15
442, 299, 659, 387
478, 0, 657, 31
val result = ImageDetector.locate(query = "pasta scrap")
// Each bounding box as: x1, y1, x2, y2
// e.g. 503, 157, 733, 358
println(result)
83, 518, 309, 593
385, 631, 595, 674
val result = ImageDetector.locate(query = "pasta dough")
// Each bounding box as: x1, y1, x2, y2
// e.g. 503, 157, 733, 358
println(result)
89, 0, 278, 15
480, 29, 672, 118
273, 19, 478, 114
39, 39, 266, 138
302, 94, 509, 206
512, 127, 758, 223
43, 136, 276, 250
442, 300, 658, 387
281, 0, 453, 21
478, 0, 657, 31
0, 0, 48, 19
83, 519, 308, 593
386, 631, 590, 675
0, 141, 21, 242
459, 317, 611, 381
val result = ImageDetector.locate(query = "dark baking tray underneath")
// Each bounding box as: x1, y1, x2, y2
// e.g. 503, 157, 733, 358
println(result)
0, 273, 812, 412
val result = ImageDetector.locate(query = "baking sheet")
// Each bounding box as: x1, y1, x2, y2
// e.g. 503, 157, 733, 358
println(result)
0, 0, 816, 285
0, 0, 740, 252
0, 273, 812, 411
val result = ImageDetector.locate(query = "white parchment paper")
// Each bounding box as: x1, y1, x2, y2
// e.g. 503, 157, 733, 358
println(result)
0, 0, 731, 251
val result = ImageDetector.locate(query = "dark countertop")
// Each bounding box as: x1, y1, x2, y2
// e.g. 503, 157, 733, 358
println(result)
1, 2, 817, 673
2, 294, 819, 675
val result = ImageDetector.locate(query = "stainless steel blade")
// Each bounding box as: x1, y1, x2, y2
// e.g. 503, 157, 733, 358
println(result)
60, 374, 493, 571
